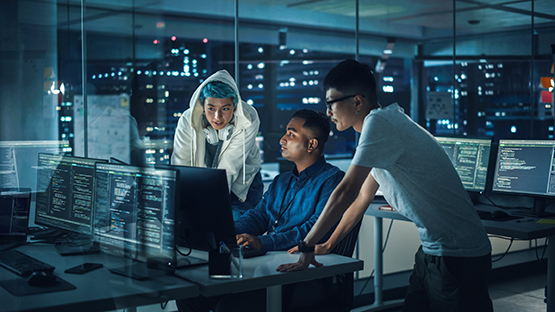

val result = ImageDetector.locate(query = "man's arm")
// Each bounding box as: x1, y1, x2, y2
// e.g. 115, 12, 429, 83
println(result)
277, 164, 373, 271
289, 173, 379, 255
255, 170, 344, 251
234, 181, 275, 236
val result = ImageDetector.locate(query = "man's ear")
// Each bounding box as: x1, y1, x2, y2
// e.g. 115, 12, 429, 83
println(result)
307, 138, 319, 153
353, 94, 364, 112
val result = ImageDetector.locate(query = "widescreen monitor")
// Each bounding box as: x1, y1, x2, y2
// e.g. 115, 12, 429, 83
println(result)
35, 153, 107, 235
0, 140, 70, 192
93, 163, 177, 264
156, 165, 236, 252
435, 136, 493, 192
492, 139, 555, 216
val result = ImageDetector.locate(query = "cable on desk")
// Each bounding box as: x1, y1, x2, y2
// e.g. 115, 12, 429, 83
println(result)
357, 219, 395, 297
491, 237, 514, 263
482, 193, 504, 208
176, 241, 192, 257
161, 300, 168, 309
535, 237, 548, 262
488, 235, 548, 263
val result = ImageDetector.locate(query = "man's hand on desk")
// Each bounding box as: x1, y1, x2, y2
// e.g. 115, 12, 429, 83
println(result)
276, 251, 322, 272
287, 242, 331, 255
236, 233, 262, 249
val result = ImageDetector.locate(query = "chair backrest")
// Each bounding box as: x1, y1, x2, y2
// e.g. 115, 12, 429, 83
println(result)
331, 219, 362, 257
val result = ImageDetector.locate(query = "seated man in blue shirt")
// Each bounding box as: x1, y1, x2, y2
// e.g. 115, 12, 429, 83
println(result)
177, 109, 345, 312
234, 109, 345, 252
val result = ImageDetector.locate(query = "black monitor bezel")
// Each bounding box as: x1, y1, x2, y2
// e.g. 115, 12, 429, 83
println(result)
155, 164, 236, 252
491, 139, 555, 217
492, 139, 555, 198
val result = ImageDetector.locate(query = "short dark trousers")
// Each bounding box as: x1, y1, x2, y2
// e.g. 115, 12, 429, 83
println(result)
402, 246, 494, 312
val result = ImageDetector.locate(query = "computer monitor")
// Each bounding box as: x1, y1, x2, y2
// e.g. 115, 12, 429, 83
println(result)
0, 140, 70, 192
492, 139, 555, 216
435, 136, 493, 193
156, 165, 236, 252
0, 188, 31, 245
35, 153, 107, 235
93, 163, 178, 265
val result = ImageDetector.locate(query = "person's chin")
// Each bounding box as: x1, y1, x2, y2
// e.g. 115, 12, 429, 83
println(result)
281, 151, 290, 160
335, 124, 348, 132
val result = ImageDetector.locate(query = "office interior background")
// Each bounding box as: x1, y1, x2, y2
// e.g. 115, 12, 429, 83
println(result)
1, 0, 555, 308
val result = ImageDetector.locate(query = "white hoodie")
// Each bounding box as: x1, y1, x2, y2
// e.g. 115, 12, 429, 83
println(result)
171, 70, 261, 202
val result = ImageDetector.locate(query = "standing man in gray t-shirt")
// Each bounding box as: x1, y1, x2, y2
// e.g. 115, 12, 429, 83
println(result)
279, 59, 493, 312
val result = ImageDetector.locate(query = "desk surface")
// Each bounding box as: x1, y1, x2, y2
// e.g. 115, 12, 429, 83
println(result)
174, 251, 364, 298
366, 202, 555, 240
1, 244, 199, 312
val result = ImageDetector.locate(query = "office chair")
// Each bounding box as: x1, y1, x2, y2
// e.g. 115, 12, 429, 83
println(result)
283, 220, 363, 312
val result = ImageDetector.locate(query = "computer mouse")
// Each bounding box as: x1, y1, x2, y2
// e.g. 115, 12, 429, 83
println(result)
26, 271, 57, 287
490, 210, 509, 220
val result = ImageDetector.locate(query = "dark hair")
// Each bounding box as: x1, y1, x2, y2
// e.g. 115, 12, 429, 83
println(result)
200, 80, 238, 106
292, 109, 330, 152
323, 59, 379, 107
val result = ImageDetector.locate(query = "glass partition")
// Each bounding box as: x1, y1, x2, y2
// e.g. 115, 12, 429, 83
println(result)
1, 0, 553, 171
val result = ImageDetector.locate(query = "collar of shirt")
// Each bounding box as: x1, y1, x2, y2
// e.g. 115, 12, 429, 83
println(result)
291, 156, 327, 182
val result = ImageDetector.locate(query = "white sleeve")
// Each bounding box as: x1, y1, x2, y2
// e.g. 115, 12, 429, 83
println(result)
171, 113, 194, 166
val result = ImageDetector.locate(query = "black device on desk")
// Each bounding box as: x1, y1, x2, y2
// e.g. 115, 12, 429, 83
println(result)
0, 249, 55, 276
491, 139, 555, 217
93, 163, 179, 280
26, 270, 57, 287
34, 153, 107, 254
156, 165, 267, 264
65, 262, 103, 274
476, 209, 522, 221
0, 188, 31, 249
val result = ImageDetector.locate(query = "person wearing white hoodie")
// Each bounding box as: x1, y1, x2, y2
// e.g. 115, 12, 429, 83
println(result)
171, 69, 263, 219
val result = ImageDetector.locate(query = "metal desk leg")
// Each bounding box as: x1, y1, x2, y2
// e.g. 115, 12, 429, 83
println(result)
267, 285, 282, 312
374, 216, 383, 306
548, 235, 554, 312
352, 217, 404, 312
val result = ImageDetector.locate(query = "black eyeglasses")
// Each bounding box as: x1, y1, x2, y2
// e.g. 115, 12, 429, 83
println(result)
325, 94, 358, 109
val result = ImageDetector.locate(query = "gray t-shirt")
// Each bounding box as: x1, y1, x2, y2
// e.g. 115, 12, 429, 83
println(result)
352, 103, 491, 257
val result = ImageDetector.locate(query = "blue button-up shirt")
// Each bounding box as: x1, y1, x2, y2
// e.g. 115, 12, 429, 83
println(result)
234, 156, 345, 251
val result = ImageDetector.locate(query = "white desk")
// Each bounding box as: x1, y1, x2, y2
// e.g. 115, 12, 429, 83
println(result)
174, 251, 364, 312
0, 244, 199, 312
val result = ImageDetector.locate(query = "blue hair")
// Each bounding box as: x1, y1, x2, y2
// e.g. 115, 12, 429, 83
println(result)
199, 80, 238, 106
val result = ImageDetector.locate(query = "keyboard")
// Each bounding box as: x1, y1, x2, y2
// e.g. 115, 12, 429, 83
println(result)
242, 246, 267, 259
0, 249, 55, 276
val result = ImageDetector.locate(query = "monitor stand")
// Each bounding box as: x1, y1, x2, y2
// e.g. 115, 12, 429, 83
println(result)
532, 198, 555, 218
109, 262, 174, 281
55, 241, 100, 256
175, 255, 208, 268
515, 197, 555, 218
